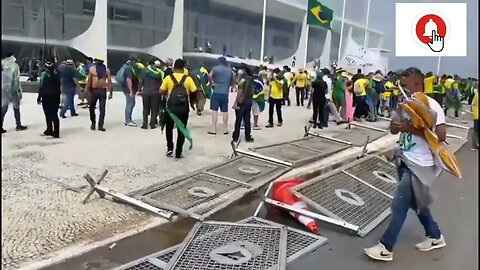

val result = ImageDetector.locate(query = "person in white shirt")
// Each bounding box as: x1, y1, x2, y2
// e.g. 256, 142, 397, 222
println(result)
364, 67, 447, 262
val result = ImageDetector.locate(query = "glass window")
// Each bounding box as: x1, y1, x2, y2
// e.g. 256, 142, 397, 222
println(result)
273, 35, 290, 48
82, 0, 95, 16
108, 5, 142, 22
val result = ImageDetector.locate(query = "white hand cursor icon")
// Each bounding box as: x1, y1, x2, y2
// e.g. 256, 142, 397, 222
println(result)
427, 30, 444, 52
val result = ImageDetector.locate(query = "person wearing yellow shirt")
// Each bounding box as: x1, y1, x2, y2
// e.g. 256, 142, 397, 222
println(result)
381, 81, 395, 117
353, 78, 369, 121
266, 72, 284, 128
159, 59, 197, 159
294, 69, 308, 106
424, 72, 435, 98
471, 89, 478, 150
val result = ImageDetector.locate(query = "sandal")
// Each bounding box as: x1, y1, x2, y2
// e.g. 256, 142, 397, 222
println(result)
223, 131, 229, 135
208, 131, 216, 135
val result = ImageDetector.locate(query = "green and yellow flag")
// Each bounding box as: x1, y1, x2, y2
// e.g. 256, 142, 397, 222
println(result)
307, 0, 333, 30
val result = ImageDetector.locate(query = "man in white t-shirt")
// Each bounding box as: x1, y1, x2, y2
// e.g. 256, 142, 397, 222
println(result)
364, 67, 447, 262
323, 73, 345, 124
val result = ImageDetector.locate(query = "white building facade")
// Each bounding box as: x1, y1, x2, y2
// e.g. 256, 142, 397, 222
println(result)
1, 0, 386, 72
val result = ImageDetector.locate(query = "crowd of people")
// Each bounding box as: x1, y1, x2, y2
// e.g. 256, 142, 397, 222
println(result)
1, 52, 479, 153
2, 50, 479, 263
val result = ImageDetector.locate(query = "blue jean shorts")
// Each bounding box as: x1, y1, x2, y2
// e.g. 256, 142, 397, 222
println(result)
210, 93, 229, 113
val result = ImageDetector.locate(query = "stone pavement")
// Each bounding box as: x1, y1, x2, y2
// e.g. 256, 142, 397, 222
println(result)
1, 93, 472, 269
0, 92, 339, 269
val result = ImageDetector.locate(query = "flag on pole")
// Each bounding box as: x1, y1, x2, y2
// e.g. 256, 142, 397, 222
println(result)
307, 0, 334, 30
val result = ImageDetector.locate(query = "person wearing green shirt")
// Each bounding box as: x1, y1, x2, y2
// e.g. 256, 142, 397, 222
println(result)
332, 71, 348, 120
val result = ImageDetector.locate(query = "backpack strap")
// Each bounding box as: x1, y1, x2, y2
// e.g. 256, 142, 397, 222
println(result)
170, 74, 179, 85
179, 75, 188, 85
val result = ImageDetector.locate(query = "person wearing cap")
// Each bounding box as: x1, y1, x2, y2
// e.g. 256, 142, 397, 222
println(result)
140, 59, 164, 129
208, 56, 234, 135
58, 59, 80, 119
364, 67, 447, 262
160, 59, 197, 159
122, 56, 141, 127
87, 57, 113, 131
37, 56, 61, 138
332, 71, 348, 120
2, 52, 27, 133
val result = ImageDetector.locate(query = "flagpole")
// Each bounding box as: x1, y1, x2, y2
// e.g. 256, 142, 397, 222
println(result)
436, 56, 442, 75
337, 0, 347, 63
363, 0, 371, 49
260, 0, 267, 64
304, 24, 310, 69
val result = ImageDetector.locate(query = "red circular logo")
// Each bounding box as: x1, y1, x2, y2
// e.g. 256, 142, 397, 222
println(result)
415, 14, 447, 44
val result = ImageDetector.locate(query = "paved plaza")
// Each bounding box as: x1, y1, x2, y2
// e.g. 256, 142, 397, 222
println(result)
1, 92, 330, 269
1, 92, 472, 269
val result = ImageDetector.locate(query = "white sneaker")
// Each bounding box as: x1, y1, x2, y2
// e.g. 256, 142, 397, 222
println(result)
364, 242, 393, 261
415, 235, 446, 252
125, 122, 137, 127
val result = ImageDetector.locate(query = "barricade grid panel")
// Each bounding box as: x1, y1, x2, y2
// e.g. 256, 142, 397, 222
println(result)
290, 137, 350, 155
242, 217, 327, 260
292, 172, 391, 233
252, 143, 323, 165
206, 155, 290, 187
344, 156, 398, 197
167, 222, 286, 270
143, 173, 241, 210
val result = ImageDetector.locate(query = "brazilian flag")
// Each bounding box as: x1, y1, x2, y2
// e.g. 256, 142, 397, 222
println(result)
196, 66, 212, 99
144, 65, 164, 80
307, 0, 334, 30
252, 77, 266, 112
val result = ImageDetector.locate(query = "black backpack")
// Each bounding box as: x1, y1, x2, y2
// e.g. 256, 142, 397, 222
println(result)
166, 75, 189, 114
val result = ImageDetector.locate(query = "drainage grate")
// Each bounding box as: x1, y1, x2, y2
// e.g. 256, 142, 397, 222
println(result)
291, 171, 392, 237
239, 217, 328, 264
344, 155, 398, 197
140, 172, 249, 218
252, 143, 324, 167
165, 221, 287, 270
290, 137, 350, 155
206, 155, 291, 189
320, 126, 387, 146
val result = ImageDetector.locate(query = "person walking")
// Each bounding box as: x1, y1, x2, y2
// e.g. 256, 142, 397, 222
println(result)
208, 56, 234, 135
344, 80, 354, 122
332, 71, 348, 120
323, 72, 346, 125
364, 67, 448, 262
59, 59, 79, 119
366, 74, 384, 122
160, 59, 197, 159
294, 69, 308, 106
2, 52, 27, 133
471, 87, 478, 150
118, 56, 140, 127
87, 57, 113, 131
311, 70, 327, 129
353, 77, 369, 121
266, 72, 284, 128
140, 59, 163, 129
37, 57, 61, 138
232, 63, 255, 143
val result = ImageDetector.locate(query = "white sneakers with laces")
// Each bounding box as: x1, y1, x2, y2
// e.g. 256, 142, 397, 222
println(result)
364, 242, 393, 261
415, 235, 447, 251
364, 235, 446, 262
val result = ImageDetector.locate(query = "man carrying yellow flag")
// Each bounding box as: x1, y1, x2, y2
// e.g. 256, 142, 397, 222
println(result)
365, 67, 449, 262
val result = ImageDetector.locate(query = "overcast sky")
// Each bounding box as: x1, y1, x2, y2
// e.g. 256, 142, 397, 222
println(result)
326, 0, 478, 77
